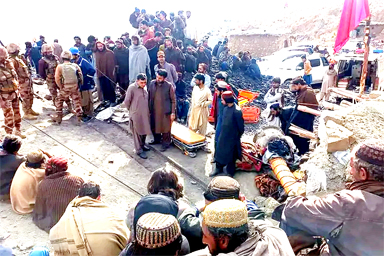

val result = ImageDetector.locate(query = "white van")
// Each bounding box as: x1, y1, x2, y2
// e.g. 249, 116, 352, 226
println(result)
273, 54, 329, 84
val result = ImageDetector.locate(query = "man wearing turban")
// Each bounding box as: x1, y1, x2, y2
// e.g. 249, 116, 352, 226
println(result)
32, 156, 84, 232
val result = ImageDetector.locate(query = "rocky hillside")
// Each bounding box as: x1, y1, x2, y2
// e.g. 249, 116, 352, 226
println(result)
232, 0, 384, 46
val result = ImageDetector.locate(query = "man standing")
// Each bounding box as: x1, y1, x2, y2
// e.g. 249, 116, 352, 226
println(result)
73, 36, 86, 58
124, 74, 152, 159
129, 7, 140, 29
129, 35, 150, 84
264, 77, 284, 108
70, 47, 95, 122
0, 47, 25, 138
164, 37, 185, 72
114, 39, 130, 100
139, 20, 154, 45
301, 55, 312, 85
278, 139, 384, 256
175, 72, 189, 124
211, 91, 244, 177
50, 182, 129, 256
38, 44, 64, 105
148, 69, 176, 152
158, 11, 173, 30
154, 51, 177, 88
7, 43, 39, 120
144, 31, 163, 79
212, 41, 222, 57
189, 74, 212, 136
190, 63, 211, 88
53, 51, 83, 124
287, 77, 318, 155
53, 39, 63, 62
185, 11, 197, 47
95, 41, 116, 105
35, 36, 46, 51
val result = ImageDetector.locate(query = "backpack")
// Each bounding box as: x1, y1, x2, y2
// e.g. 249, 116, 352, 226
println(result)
61, 63, 78, 85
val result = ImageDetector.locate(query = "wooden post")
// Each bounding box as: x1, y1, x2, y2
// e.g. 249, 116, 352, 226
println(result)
360, 17, 371, 94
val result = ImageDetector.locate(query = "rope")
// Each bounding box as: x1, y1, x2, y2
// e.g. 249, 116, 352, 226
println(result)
93, 67, 127, 93
2, 119, 145, 197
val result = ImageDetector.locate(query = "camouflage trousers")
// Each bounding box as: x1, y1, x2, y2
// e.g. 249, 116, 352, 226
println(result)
0, 91, 21, 134
47, 80, 71, 107
19, 78, 34, 110
56, 87, 83, 117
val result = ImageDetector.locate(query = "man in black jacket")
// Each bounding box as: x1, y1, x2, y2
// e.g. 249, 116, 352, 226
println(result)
211, 91, 244, 177
175, 72, 189, 124
129, 8, 140, 29
114, 40, 129, 100
212, 41, 222, 57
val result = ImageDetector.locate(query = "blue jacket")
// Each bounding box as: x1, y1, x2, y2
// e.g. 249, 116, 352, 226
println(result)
76, 57, 96, 91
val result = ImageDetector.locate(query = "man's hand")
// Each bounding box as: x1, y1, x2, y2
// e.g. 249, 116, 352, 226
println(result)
195, 200, 206, 213
171, 113, 175, 122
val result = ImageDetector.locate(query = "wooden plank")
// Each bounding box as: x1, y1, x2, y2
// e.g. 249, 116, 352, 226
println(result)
297, 105, 321, 116
289, 125, 317, 140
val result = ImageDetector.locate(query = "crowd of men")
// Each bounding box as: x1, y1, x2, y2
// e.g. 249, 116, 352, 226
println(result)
0, 7, 383, 256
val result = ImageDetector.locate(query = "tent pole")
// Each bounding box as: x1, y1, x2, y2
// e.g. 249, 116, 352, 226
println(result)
359, 16, 371, 94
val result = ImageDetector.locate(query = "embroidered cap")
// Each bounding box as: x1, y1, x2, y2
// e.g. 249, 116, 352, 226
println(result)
203, 176, 240, 201
136, 213, 181, 249
355, 139, 384, 166
203, 199, 248, 228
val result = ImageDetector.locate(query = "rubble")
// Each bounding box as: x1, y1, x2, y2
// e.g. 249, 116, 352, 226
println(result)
302, 100, 384, 194
325, 120, 354, 152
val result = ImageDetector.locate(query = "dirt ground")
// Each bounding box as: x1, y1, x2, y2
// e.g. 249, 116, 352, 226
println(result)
0, 82, 205, 255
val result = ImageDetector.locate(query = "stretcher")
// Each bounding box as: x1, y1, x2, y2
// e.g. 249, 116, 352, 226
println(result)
171, 122, 207, 158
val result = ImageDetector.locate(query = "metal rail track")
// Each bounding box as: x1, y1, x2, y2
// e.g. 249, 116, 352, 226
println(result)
22, 117, 208, 199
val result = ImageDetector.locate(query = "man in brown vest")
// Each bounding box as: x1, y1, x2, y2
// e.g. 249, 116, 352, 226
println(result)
0, 46, 25, 138
38, 44, 71, 111
7, 43, 39, 120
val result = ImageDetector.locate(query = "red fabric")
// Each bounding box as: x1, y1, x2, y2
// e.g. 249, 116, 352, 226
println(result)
46, 156, 68, 173
209, 85, 236, 122
334, 0, 370, 54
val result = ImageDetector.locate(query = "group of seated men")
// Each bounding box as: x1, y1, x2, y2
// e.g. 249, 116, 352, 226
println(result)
0, 132, 383, 255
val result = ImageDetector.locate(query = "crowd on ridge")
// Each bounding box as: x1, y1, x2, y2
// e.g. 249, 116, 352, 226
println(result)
0, 7, 384, 256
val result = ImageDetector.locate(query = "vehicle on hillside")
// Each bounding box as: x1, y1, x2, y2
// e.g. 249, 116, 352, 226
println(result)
273, 46, 314, 56
335, 53, 384, 91
264, 54, 330, 85
259, 51, 308, 74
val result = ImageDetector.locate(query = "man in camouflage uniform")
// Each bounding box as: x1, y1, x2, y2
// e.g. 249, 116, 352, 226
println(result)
38, 44, 71, 110
7, 43, 39, 120
0, 46, 25, 138
53, 51, 83, 124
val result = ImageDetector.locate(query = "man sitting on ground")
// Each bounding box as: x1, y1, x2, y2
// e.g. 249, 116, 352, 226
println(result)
33, 156, 84, 232
179, 176, 264, 252
277, 139, 384, 256
120, 213, 182, 256
0, 135, 25, 199
50, 182, 129, 256
10, 149, 50, 214
187, 199, 294, 256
